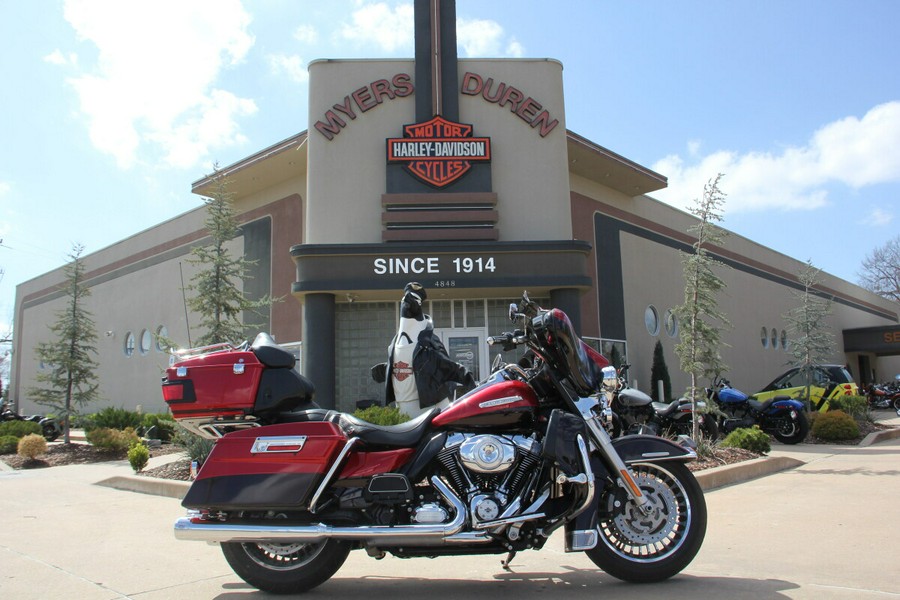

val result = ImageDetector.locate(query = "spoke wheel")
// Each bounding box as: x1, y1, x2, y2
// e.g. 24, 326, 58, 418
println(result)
221, 538, 350, 594
587, 461, 706, 582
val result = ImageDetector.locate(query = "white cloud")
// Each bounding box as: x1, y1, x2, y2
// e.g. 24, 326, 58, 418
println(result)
293, 24, 319, 45
339, 2, 414, 52
859, 207, 894, 227
62, 0, 257, 169
43, 50, 77, 67
458, 17, 524, 58
651, 101, 900, 214
336, 4, 525, 58
268, 54, 309, 85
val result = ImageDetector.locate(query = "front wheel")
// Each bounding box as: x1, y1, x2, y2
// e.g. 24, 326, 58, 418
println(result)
892, 396, 900, 412
586, 461, 707, 583
221, 538, 350, 594
770, 410, 809, 445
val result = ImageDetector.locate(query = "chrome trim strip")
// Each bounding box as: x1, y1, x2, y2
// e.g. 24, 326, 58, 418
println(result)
308, 437, 359, 514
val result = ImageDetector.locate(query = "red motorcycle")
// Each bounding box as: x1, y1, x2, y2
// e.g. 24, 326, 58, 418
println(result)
162, 293, 706, 594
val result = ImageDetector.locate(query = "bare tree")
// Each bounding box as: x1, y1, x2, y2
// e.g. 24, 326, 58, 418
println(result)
858, 235, 900, 304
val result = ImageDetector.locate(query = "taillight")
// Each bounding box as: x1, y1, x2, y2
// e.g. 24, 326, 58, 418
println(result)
162, 379, 195, 404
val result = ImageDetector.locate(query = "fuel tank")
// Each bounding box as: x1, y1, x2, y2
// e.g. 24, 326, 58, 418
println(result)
718, 387, 749, 404
431, 379, 538, 429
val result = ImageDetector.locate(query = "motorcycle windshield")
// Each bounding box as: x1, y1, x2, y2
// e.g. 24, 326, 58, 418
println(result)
538, 308, 609, 395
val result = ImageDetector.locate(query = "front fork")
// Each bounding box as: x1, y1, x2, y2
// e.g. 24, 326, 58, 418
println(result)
575, 397, 651, 514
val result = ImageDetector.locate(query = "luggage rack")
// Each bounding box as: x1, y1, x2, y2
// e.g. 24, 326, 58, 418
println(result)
169, 341, 249, 364
180, 415, 262, 439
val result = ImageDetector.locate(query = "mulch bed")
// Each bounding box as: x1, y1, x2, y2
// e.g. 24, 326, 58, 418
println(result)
2, 417, 895, 479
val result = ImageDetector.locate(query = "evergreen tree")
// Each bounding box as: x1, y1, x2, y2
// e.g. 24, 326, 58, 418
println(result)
784, 260, 834, 410
650, 340, 672, 403
28, 244, 100, 443
185, 166, 275, 347
674, 174, 731, 439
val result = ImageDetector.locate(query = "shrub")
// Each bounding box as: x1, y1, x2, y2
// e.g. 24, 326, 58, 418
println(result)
86, 427, 142, 453
87, 407, 143, 432
174, 425, 215, 465
811, 410, 860, 441
827, 395, 868, 419
128, 443, 150, 472
352, 404, 410, 425
720, 426, 771, 454
0, 434, 19, 454
18, 433, 48, 460
141, 413, 176, 441
0, 420, 42, 438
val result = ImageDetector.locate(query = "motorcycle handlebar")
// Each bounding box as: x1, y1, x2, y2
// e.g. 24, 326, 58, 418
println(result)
487, 331, 526, 350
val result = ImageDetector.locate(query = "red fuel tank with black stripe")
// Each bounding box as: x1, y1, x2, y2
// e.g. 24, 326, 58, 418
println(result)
432, 379, 538, 429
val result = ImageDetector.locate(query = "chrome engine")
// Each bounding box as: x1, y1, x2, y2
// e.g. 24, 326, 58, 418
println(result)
427, 432, 543, 527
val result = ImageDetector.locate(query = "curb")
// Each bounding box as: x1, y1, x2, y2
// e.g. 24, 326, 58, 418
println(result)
859, 427, 900, 447
694, 455, 804, 491
96, 475, 190, 499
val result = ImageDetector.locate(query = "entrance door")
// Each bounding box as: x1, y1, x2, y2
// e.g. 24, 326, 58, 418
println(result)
434, 327, 489, 383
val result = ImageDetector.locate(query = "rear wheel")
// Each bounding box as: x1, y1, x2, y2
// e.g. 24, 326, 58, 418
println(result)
771, 410, 809, 445
586, 461, 707, 583
221, 538, 350, 594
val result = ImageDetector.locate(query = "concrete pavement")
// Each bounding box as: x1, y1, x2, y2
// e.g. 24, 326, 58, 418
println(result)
1, 415, 899, 599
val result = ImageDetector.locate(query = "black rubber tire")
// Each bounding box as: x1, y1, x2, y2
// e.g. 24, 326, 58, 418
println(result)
698, 414, 719, 440
771, 410, 809, 445
42, 424, 60, 442
892, 396, 900, 412
586, 461, 707, 583
221, 538, 350, 594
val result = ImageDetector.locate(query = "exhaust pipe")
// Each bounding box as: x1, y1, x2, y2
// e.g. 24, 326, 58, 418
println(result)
174, 476, 470, 547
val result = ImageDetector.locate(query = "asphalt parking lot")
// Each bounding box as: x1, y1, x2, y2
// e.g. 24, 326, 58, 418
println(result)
1, 418, 898, 599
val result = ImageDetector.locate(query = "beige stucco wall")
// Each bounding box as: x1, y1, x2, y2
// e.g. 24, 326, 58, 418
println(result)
306, 58, 570, 243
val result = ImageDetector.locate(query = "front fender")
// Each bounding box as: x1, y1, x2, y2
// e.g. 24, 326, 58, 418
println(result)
611, 434, 697, 464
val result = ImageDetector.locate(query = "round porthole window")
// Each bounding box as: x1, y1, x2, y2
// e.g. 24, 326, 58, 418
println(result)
664, 309, 678, 338
139, 329, 152, 355
760, 326, 769, 348
645, 305, 660, 336
781, 330, 790, 351
771, 328, 778, 349
124, 332, 135, 357
156, 326, 169, 352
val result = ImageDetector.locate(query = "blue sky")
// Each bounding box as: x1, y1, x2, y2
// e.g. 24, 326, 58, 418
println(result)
1, 0, 899, 340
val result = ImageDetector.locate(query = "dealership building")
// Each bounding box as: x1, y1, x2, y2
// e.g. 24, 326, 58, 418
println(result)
10, 1, 899, 416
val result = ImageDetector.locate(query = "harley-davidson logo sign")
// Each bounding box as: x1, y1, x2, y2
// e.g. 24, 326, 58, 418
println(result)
392, 360, 413, 382
387, 115, 491, 187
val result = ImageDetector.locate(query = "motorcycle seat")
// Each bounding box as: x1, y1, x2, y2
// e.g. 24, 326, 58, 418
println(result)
335, 407, 440, 448
748, 398, 774, 412
250, 332, 296, 369
652, 400, 681, 417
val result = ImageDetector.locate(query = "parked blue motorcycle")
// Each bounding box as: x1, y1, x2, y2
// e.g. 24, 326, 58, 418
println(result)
707, 377, 809, 445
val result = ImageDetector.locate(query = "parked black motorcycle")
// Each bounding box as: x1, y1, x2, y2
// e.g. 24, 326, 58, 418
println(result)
707, 378, 809, 444
608, 365, 719, 440
0, 402, 62, 442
